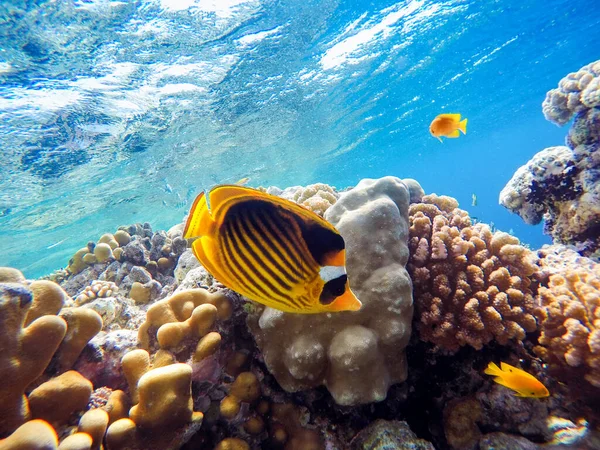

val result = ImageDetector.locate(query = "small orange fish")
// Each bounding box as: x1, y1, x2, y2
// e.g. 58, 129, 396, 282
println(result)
429, 113, 468, 142
484, 362, 549, 398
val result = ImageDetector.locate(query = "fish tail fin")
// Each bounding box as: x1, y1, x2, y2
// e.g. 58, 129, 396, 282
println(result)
183, 192, 216, 239
484, 362, 502, 377
459, 118, 468, 134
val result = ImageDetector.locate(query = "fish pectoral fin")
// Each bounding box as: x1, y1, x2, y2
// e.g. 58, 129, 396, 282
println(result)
184, 192, 216, 238
448, 130, 461, 138
492, 377, 514, 390
437, 136, 443, 143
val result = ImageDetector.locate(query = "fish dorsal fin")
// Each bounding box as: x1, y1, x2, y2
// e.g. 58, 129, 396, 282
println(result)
438, 113, 461, 121
208, 185, 339, 234
501, 362, 538, 381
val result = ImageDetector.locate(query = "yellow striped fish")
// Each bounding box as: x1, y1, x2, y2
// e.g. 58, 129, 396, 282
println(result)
183, 185, 362, 314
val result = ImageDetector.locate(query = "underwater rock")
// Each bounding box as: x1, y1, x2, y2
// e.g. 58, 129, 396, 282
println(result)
478, 432, 539, 450
349, 419, 435, 450
247, 176, 414, 406
74, 329, 139, 391
174, 249, 201, 284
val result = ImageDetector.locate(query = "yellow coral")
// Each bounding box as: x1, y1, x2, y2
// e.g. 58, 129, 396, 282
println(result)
28, 371, 93, 425
0, 284, 67, 435
128, 363, 203, 429
0, 419, 58, 449
138, 289, 230, 350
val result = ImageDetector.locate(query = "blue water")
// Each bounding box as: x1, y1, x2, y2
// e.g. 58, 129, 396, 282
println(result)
0, 0, 597, 277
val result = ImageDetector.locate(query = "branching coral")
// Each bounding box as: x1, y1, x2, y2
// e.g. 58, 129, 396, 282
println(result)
248, 176, 414, 405
534, 261, 600, 390
408, 194, 539, 353
542, 60, 600, 125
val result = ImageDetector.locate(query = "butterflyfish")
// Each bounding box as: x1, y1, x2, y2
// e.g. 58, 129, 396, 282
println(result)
484, 361, 549, 398
429, 113, 468, 142
183, 185, 362, 314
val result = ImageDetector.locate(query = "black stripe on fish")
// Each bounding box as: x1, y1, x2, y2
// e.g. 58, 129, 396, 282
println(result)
255, 207, 307, 278
245, 208, 301, 285
234, 212, 294, 293
319, 274, 347, 305
221, 221, 270, 301
228, 215, 301, 310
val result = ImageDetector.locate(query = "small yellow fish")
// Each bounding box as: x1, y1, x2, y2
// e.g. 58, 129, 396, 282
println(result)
183, 185, 362, 314
484, 362, 549, 398
429, 113, 468, 142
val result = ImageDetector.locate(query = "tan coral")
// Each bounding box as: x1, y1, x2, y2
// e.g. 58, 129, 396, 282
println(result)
75, 281, 118, 306
0, 267, 26, 283
408, 194, 539, 353
0, 419, 59, 449
215, 438, 250, 450
103, 390, 130, 425
28, 371, 93, 426
137, 289, 231, 350
0, 283, 67, 435
23, 280, 68, 326
534, 262, 600, 391
128, 363, 203, 429
58, 433, 93, 450
219, 372, 261, 420
277, 183, 339, 216
56, 308, 103, 371
77, 408, 109, 449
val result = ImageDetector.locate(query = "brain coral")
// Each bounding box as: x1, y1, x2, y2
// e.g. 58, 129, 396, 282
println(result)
247, 176, 414, 406
534, 260, 600, 391
542, 60, 600, 125
408, 194, 539, 353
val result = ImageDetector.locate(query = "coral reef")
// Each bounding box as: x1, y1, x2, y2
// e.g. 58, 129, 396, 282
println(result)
542, 60, 600, 126
533, 258, 600, 392
247, 176, 414, 405
0, 281, 67, 435
6, 173, 600, 449
267, 182, 340, 216
408, 194, 539, 353
349, 419, 435, 449
501, 60, 600, 253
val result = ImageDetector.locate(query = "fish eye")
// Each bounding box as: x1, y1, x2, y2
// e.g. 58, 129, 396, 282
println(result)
319, 275, 347, 305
